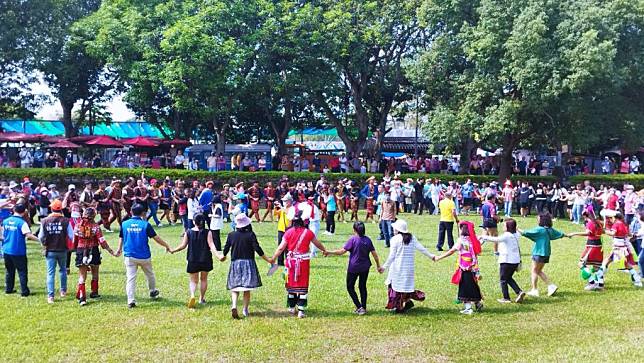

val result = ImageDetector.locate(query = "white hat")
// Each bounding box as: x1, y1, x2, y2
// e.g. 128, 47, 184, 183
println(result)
234, 213, 252, 229
68, 184, 76, 191
8, 181, 18, 189
391, 219, 409, 234
281, 193, 293, 202
600, 209, 617, 218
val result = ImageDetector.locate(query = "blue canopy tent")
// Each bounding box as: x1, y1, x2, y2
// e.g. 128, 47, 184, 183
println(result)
0, 119, 169, 138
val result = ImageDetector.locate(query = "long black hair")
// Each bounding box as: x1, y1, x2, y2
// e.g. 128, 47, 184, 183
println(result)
401, 233, 412, 245
193, 213, 206, 230
353, 221, 365, 237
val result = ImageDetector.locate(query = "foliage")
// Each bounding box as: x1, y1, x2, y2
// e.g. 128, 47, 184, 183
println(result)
1, 167, 558, 186
568, 174, 644, 189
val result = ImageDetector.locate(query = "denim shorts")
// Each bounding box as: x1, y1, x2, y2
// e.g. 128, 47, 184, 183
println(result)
532, 255, 550, 264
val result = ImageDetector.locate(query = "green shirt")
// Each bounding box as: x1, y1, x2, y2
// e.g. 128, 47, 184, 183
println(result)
522, 226, 564, 257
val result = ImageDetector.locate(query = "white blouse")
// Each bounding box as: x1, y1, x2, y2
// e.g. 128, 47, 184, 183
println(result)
483, 232, 521, 264
382, 234, 435, 293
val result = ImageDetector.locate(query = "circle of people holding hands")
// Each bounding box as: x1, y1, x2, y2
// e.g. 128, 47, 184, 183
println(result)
1, 172, 642, 318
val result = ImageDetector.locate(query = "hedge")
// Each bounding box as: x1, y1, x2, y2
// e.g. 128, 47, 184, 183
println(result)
568, 174, 644, 189
0, 167, 559, 187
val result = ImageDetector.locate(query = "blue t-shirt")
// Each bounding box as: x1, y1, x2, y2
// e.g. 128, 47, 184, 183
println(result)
198, 189, 213, 210
120, 217, 157, 259
481, 202, 496, 220
2, 215, 31, 256
327, 196, 337, 212
462, 183, 473, 198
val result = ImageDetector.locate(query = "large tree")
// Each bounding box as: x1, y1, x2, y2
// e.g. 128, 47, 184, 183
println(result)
412, 0, 644, 180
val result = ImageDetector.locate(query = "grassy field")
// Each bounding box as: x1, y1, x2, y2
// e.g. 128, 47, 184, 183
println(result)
1, 212, 643, 362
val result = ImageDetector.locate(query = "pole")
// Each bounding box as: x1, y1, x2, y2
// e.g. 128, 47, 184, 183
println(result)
414, 93, 419, 157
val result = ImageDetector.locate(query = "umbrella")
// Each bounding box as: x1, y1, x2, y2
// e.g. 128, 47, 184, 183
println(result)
84, 135, 123, 147
160, 138, 191, 146
70, 135, 95, 143
0, 132, 45, 143
121, 136, 160, 147
42, 136, 65, 143
50, 140, 81, 148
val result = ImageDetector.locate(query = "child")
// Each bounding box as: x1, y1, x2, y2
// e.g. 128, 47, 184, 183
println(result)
435, 221, 484, 314
325, 222, 382, 315
209, 195, 224, 251
171, 214, 220, 308
595, 211, 642, 288
519, 213, 567, 297
481, 219, 526, 303
220, 213, 271, 319
73, 208, 116, 306
568, 211, 605, 290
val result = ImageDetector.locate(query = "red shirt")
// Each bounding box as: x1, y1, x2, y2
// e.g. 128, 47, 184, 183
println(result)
585, 220, 603, 240
606, 194, 618, 210
610, 220, 628, 238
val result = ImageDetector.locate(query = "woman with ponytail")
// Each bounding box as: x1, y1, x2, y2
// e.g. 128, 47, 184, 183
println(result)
171, 213, 220, 309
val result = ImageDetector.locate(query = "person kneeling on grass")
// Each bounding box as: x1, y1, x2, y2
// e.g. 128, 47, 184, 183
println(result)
435, 221, 484, 315
115, 203, 172, 309
518, 213, 567, 298
480, 219, 526, 304
324, 221, 383, 315
73, 207, 117, 306
171, 213, 221, 309
221, 213, 272, 319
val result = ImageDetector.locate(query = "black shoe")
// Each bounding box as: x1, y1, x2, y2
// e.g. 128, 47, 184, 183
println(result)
149, 290, 160, 299
79, 298, 87, 306
403, 301, 415, 311
5, 290, 16, 294
20, 289, 30, 297
90, 292, 101, 299
128, 302, 136, 309
436, 247, 444, 252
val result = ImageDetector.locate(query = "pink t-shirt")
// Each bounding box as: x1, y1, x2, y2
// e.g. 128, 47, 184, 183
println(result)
502, 187, 513, 200
624, 193, 636, 215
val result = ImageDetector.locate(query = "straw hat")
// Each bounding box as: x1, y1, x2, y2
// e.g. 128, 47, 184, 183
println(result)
235, 213, 251, 229
391, 219, 409, 234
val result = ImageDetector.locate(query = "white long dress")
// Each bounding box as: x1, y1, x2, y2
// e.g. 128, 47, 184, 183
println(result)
383, 235, 435, 293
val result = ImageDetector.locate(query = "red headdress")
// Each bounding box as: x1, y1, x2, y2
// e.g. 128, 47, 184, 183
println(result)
459, 220, 481, 255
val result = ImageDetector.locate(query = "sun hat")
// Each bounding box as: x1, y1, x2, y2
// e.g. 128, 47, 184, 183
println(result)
235, 213, 252, 229
8, 181, 18, 189
68, 184, 76, 191
391, 219, 409, 234
281, 193, 293, 202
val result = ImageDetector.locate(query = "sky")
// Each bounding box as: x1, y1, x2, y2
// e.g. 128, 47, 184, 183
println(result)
32, 78, 136, 121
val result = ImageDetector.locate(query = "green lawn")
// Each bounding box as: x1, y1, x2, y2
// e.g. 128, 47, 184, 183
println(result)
1, 212, 643, 362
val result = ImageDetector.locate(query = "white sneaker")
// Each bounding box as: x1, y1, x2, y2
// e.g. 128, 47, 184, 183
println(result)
526, 289, 539, 297
287, 308, 296, 315
634, 281, 643, 288
459, 308, 473, 315
584, 283, 597, 291
242, 308, 249, 317
547, 284, 558, 297
297, 310, 306, 319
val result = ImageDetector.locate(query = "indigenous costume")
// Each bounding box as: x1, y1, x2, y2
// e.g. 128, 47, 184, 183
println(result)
335, 183, 346, 222
349, 188, 359, 221
360, 179, 378, 221
596, 217, 642, 287
283, 226, 315, 312
451, 222, 483, 308
108, 182, 123, 225
73, 208, 112, 302
122, 184, 135, 216
248, 185, 261, 222
94, 188, 112, 231
262, 184, 276, 222
579, 219, 604, 289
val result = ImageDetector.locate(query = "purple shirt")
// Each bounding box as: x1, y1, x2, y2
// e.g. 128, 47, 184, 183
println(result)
343, 236, 375, 273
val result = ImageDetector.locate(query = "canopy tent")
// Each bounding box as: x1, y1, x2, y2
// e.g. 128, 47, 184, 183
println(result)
50, 140, 81, 148
121, 136, 160, 147
0, 119, 171, 138
0, 132, 45, 143
84, 135, 123, 147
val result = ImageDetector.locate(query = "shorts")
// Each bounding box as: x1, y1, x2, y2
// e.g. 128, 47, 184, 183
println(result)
462, 198, 473, 207
532, 255, 550, 264
187, 261, 213, 274
482, 218, 497, 229
75, 247, 101, 267
518, 202, 529, 209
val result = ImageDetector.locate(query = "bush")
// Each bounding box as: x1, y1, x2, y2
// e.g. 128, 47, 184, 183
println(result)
568, 174, 644, 189
0, 167, 558, 186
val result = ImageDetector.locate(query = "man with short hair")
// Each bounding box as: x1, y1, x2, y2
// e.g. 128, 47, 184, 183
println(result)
115, 204, 171, 308
2, 204, 39, 296
436, 192, 458, 251
39, 199, 73, 303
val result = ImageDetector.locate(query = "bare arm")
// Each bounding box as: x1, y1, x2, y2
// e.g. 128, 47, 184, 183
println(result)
171, 233, 189, 254
325, 248, 347, 256
153, 235, 171, 252
311, 237, 327, 254
371, 250, 382, 269
270, 238, 289, 263
434, 242, 459, 262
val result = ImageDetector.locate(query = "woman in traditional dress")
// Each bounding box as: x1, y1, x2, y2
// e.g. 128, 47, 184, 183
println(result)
380, 219, 435, 313
268, 210, 328, 318
568, 211, 605, 290
435, 221, 484, 314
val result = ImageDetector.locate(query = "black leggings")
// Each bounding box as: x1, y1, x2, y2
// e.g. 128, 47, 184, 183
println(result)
346, 270, 369, 309
326, 211, 336, 233
499, 263, 522, 300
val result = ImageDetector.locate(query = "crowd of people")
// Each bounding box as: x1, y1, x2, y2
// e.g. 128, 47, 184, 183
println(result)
1, 172, 642, 318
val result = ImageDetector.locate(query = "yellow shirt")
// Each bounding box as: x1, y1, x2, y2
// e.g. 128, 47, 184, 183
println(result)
277, 210, 290, 232
439, 198, 456, 222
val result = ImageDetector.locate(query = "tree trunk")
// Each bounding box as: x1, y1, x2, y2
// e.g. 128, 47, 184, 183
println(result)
498, 135, 518, 182
60, 99, 76, 138
216, 130, 226, 154
459, 137, 476, 174
269, 101, 292, 157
